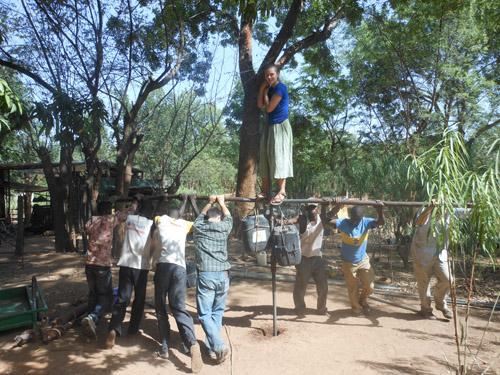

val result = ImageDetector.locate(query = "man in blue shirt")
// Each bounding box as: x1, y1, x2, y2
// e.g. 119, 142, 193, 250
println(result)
324, 202, 385, 315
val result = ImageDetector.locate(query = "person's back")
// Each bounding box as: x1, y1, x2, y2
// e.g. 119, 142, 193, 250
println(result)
192, 195, 233, 364
153, 214, 193, 268
193, 210, 232, 272
411, 208, 439, 267
86, 214, 116, 267
117, 214, 153, 270
149, 198, 203, 373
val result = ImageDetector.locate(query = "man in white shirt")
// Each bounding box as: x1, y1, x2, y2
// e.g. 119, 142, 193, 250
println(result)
288, 200, 329, 316
411, 204, 466, 320
106, 198, 153, 347
150, 195, 202, 373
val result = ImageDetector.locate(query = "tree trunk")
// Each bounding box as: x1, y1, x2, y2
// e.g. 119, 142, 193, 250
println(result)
0, 170, 6, 219
236, 79, 260, 217
114, 129, 143, 258
59, 138, 76, 252
24, 193, 32, 225
15, 195, 24, 257
39, 150, 71, 252
84, 157, 101, 216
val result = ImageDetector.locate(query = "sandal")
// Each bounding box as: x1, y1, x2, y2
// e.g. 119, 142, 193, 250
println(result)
270, 192, 287, 206
256, 192, 269, 200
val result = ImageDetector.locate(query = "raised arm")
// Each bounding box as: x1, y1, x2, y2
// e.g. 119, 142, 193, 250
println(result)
373, 200, 385, 227
201, 195, 217, 216
415, 201, 435, 225
284, 215, 308, 234
257, 81, 269, 109
216, 195, 231, 217
321, 203, 343, 229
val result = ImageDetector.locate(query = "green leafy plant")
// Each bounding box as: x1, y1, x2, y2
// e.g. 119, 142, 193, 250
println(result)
411, 128, 499, 374
0, 78, 23, 132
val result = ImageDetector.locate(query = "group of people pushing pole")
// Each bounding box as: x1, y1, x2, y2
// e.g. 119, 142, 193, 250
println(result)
286, 199, 454, 320
82, 195, 232, 373
80, 63, 455, 373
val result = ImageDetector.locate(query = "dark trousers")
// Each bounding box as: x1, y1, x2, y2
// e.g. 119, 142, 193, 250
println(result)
109, 266, 149, 335
293, 256, 328, 311
85, 264, 113, 324
154, 262, 197, 349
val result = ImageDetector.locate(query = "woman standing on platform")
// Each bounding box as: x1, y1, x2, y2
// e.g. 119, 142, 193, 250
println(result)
257, 64, 294, 205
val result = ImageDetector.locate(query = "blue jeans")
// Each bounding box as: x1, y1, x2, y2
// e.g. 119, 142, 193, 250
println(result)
196, 271, 229, 353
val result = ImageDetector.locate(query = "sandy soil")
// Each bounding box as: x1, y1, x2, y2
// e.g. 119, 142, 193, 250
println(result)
0, 236, 498, 374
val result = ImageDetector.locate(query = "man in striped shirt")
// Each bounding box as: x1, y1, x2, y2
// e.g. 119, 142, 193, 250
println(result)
193, 195, 232, 364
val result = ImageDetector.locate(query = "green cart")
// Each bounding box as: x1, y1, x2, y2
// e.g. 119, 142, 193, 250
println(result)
0, 277, 48, 332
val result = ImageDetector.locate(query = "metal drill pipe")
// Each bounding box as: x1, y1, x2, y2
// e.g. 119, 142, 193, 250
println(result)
115, 194, 443, 207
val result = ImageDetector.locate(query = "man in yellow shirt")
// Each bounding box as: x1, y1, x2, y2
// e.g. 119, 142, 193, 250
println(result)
150, 195, 202, 373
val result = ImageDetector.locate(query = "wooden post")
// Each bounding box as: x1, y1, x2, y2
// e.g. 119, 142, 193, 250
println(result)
24, 193, 32, 226
6, 170, 11, 222
0, 170, 5, 219
15, 195, 24, 257
264, 204, 278, 337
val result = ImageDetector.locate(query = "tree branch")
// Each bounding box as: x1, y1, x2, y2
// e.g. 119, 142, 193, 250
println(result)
0, 58, 56, 95
260, 0, 303, 70
276, 7, 343, 67
467, 119, 500, 146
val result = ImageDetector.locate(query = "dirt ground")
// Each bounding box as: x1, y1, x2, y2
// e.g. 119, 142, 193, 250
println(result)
0, 236, 499, 374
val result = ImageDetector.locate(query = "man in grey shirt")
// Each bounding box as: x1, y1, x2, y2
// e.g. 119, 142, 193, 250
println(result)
411, 204, 468, 320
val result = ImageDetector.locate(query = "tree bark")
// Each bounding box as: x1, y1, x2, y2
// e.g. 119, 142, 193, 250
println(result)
24, 193, 32, 225
39, 149, 71, 252
236, 81, 260, 211
15, 195, 24, 257
235, 10, 258, 218
0, 170, 5, 219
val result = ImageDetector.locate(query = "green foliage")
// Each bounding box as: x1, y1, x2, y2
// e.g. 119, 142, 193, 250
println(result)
0, 78, 23, 132
349, 0, 498, 144
179, 141, 237, 195
411, 128, 499, 259
287, 112, 335, 196
135, 90, 229, 191
106, 0, 214, 87
215, 0, 362, 52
